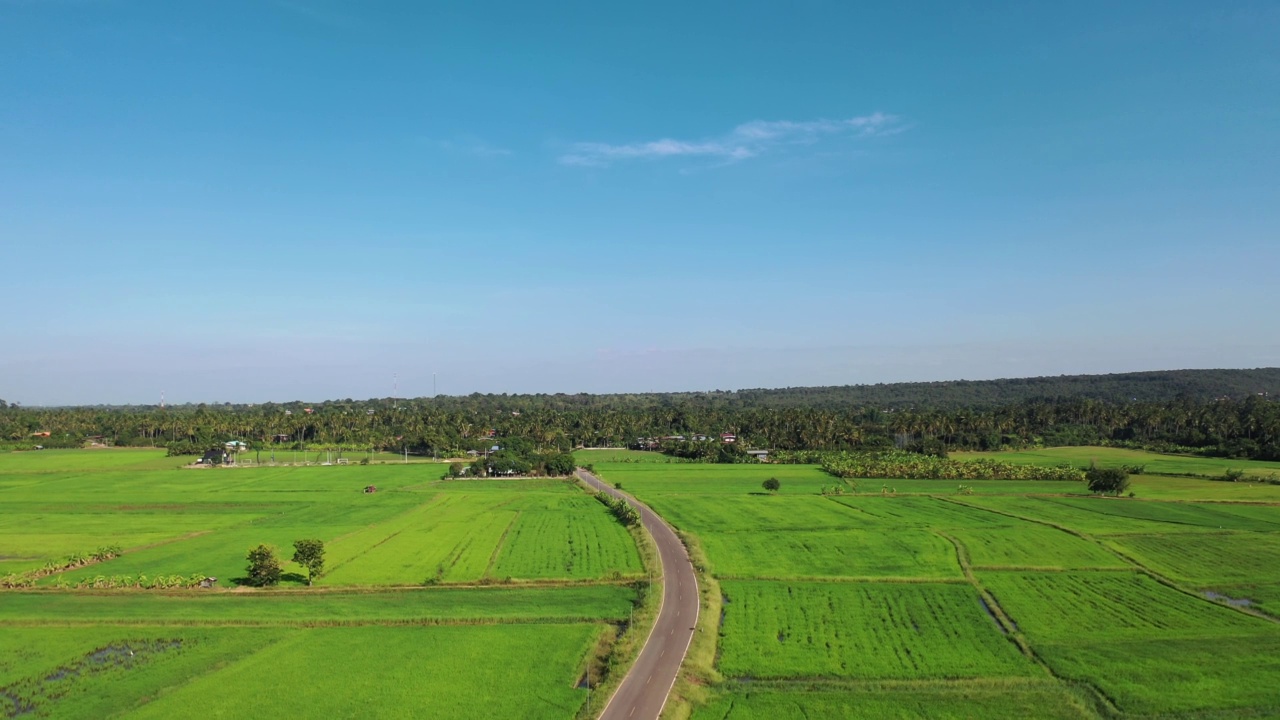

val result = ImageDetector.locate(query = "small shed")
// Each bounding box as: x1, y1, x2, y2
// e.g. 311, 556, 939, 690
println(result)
746, 449, 770, 462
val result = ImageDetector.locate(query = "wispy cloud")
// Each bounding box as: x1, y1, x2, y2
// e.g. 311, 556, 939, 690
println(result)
559, 113, 901, 168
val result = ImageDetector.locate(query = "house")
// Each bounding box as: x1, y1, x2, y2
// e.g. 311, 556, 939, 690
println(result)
199, 577, 218, 589
746, 449, 770, 462
30, 431, 51, 438
198, 449, 228, 465
364, 485, 377, 494
272, 434, 290, 443
720, 432, 737, 444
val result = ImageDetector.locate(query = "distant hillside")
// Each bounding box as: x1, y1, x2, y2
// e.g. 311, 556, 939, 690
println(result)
730, 368, 1280, 409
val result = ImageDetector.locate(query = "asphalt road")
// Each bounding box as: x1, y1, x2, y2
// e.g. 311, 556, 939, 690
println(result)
576, 469, 699, 720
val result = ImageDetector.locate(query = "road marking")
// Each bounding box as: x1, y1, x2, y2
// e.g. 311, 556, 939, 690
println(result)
646, 675, 652, 685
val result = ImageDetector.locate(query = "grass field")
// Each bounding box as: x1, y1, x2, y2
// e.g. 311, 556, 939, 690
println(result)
0, 461, 641, 586
0, 449, 645, 718
594, 459, 1280, 718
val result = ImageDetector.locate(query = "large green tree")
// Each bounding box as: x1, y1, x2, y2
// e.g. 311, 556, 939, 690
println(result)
245, 544, 282, 587
291, 539, 325, 586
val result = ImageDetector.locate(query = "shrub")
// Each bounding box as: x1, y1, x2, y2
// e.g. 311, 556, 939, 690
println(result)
762, 477, 781, 493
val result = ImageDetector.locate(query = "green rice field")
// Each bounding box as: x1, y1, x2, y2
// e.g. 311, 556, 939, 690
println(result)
593, 458, 1280, 719
0, 449, 642, 718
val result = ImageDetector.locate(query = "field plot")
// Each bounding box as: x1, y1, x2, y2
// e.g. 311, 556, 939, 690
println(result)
321, 492, 517, 584
125, 624, 601, 720
0, 469, 641, 586
1037, 634, 1280, 716
0, 623, 601, 720
0, 585, 632, 625
491, 494, 643, 579
954, 495, 1231, 535
1048, 496, 1280, 532
0, 625, 281, 718
691, 682, 1093, 720
717, 581, 1034, 680
588, 462, 833, 496
980, 571, 1265, 641
830, 495, 1015, 528
0, 449, 196, 474
643, 494, 872, 533
1210, 582, 1280, 616
1106, 531, 1280, 585
950, 524, 1128, 570
701, 528, 960, 580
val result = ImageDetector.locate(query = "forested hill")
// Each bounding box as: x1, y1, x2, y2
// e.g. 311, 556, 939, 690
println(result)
733, 368, 1280, 409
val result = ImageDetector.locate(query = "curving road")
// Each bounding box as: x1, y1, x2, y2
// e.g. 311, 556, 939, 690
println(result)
577, 468, 699, 720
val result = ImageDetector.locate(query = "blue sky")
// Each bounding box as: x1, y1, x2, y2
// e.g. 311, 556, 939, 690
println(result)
2, 1, 1278, 405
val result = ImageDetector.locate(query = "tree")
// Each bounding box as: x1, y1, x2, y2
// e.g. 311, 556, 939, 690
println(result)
1085, 463, 1130, 496
543, 452, 576, 477
762, 477, 781, 493
291, 539, 325, 586
245, 544, 282, 587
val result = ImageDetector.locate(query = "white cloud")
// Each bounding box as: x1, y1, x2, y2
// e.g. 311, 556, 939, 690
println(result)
560, 112, 900, 167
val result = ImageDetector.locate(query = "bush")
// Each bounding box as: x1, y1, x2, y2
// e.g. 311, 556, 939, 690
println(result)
1221, 468, 1247, 482
762, 477, 781, 493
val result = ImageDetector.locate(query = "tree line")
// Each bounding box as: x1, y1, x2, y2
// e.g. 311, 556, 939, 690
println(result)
1, 373, 1278, 460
